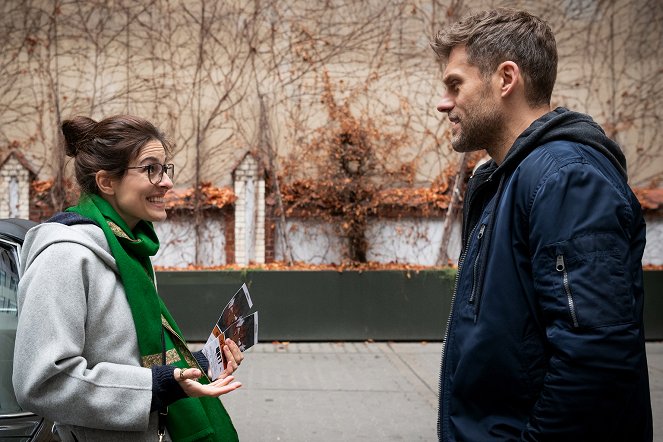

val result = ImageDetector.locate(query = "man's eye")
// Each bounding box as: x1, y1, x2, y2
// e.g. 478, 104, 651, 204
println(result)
147, 164, 157, 174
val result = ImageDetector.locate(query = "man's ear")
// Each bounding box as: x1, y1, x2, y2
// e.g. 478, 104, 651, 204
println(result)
497, 61, 520, 98
96, 170, 116, 196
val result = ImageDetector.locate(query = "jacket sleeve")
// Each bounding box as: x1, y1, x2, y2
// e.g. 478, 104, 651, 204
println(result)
524, 159, 646, 439
12, 240, 154, 431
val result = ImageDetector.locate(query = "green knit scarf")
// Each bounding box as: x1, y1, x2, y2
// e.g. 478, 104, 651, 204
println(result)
67, 194, 238, 442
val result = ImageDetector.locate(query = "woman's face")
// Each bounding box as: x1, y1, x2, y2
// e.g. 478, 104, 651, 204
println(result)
107, 139, 173, 229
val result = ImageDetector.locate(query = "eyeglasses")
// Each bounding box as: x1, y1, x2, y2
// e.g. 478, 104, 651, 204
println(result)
126, 163, 175, 185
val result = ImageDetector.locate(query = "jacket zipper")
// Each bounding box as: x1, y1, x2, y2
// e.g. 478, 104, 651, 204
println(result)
556, 254, 579, 328
437, 221, 480, 440
468, 224, 486, 305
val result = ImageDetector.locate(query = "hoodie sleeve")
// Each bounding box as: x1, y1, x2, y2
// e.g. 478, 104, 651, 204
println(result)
13, 234, 154, 431
524, 153, 648, 439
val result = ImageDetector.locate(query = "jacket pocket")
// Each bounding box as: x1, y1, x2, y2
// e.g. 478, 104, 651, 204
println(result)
535, 233, 634, 329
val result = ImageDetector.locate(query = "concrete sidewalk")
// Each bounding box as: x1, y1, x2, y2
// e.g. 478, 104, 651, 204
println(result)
213, 342, 663, 442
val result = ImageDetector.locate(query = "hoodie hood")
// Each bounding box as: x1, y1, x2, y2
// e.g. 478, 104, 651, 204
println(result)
480, 107, 627, 179
20, 222, 118, 276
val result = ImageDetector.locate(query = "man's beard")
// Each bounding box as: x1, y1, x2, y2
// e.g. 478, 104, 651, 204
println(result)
450, 95, 504, 154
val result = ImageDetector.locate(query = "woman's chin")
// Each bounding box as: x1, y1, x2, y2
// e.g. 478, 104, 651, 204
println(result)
146, 210, 168, 223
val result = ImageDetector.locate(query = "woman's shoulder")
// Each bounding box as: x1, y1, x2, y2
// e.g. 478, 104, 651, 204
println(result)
22, 221, 113, 268
27, 219, 103, 245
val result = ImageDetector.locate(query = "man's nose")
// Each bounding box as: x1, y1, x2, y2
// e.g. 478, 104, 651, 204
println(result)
437, 94, 454, 113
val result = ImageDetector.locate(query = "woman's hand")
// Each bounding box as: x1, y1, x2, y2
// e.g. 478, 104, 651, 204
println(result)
220, 338, 244, 378
175, 367, 241, 398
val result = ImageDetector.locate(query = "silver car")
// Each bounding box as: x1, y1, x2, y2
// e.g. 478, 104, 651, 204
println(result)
0, 218, 57, 441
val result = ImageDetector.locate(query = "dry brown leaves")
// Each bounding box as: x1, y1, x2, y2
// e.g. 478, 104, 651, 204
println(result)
632, 187, 663, 211
164, 183, 236, 210
278, 179, 452, 218
154, 260, 455, 272
27, 179, 663, 216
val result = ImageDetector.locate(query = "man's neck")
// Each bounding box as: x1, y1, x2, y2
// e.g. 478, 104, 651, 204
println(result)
490, 105, 551, 165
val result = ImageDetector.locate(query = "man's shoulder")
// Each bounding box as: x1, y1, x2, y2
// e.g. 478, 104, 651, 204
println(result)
518, 139, 622, 182
508, 139, 635, 212
506, 140, 579, 190
522, 139, 585, 169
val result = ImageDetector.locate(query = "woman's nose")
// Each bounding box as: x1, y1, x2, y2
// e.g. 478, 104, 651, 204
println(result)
159, 171, 174, 189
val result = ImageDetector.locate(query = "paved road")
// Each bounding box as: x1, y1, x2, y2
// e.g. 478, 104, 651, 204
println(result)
203, 342, 663, 442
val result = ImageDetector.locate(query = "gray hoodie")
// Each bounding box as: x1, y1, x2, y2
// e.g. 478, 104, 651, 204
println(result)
13, 222, 171, 441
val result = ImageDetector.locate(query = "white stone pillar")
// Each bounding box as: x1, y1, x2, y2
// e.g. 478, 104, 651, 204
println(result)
233, 154, 265, 265
0, 155, 31, 219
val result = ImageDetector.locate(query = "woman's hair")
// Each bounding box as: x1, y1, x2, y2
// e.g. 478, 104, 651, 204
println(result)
61, 115, 172, 195
431, 8, 557, 107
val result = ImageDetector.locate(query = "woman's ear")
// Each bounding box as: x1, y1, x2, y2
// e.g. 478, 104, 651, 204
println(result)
95, 170, 116, 196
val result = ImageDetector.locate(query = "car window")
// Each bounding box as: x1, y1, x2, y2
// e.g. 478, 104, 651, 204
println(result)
0, 239, 21, 413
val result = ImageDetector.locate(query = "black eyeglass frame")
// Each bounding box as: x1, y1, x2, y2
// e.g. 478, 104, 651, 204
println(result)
126, 163, 175, 185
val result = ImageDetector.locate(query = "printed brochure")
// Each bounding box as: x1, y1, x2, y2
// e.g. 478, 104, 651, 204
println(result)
201, 283, 259, 380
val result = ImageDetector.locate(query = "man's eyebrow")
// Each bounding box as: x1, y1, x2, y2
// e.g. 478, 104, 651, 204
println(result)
443, 73, 460, 85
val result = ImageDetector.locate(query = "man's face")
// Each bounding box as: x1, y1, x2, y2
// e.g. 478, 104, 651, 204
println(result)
437, 46, 504, 153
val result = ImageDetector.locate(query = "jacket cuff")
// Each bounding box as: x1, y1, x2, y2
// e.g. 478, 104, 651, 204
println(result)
150, 365, 187, 412
192, 350, 210, 374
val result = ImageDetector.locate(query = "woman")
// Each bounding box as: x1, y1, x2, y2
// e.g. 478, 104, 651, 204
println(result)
13, 115, 243, 441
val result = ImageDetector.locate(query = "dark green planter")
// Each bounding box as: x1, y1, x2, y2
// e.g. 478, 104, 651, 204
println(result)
643, 270, 663, 341
157, 269, 455, 341
157, 269, 662, 342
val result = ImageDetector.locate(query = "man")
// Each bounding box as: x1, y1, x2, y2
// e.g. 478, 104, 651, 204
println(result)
432, 8, 652, 441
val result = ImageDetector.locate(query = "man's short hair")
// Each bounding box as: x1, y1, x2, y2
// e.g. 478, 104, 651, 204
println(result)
431, 8, 557, 107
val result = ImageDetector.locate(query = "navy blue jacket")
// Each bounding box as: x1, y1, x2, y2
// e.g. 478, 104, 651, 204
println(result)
438, 108, 652, 441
